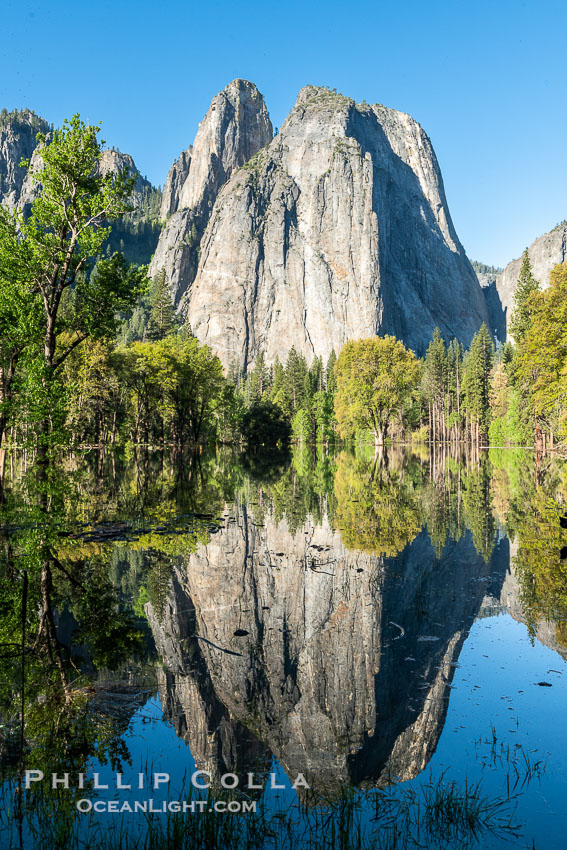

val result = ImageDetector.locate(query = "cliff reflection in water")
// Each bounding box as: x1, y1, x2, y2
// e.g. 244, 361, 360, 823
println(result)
146, 447, 511, 791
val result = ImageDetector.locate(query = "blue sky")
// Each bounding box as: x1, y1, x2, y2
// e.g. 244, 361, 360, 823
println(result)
1, 0, 564, 267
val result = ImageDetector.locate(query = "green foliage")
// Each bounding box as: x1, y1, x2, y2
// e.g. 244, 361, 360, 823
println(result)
461, 460, 497, 561
102, 184, 163, 265
146, 269, 180, 341
422, 328, 448, 441
514, 263, 567, 442
0, 113, 146, 450
0, 107, 49, 134
470, 260, 503, 275
334, 451, 422, 556
241, 400, 292, 449
334, 335, 420, 444
509, 249, 540, 345
462, 324, 494, 440
117, 336, 226, 445
488, 370, 531, 446
292, 407, 312, 443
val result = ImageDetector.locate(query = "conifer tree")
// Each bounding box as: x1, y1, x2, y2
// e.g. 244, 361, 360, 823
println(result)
509, 249, 540, 344
462, 323, 494, 443
284, 347, 308, 416
422, 328, 447, 441
308, 355, 324, 395
326, 350, 337, 393
270, 356, 291, 415
146, 269, 179, 341
446, 338, 464, 432
245, 352, 270, 406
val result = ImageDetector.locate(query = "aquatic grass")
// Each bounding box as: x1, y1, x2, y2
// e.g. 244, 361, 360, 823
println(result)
475, 724, 547, 791
366, 768, 522, 849
0, 765, 523, 850
420, 773, 520, 843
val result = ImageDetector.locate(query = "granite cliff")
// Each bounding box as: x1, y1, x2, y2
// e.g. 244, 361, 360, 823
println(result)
0, 109, 49, 213
478, 221, 567, 340
179, 85, 489, 371
149, 79, 273, 304
0, 109, 161, 264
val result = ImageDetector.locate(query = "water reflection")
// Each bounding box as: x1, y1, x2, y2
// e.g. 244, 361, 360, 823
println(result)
0, 443, 565, 814
147, 487, 508, 790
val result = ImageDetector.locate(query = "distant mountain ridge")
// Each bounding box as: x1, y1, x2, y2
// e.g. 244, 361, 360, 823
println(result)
0, 108, 49, 211
0, 108, 162, 265
475, 221, 567, 341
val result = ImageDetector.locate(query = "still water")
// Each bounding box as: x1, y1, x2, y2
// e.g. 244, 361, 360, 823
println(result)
0, 445, 566, 848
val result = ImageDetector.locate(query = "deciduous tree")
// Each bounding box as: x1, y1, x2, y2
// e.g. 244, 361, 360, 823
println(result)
334, 336, 419, 446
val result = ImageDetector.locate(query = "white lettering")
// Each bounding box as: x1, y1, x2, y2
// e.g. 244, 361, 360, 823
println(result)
153, 773, 170, 789
52, 773, 69, 788
246, 772, 262, 790
270, 772, 285, 790
24, 770, 43, 789
191, 771, 211, 789
116, 774, 131, 790
76, 799, 92, 813
221, 773, 238, 789
292, 773, 310, 789
93, 774, 108, 790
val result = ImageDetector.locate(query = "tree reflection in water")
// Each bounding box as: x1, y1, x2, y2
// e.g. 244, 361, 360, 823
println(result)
0, 444, 565, 843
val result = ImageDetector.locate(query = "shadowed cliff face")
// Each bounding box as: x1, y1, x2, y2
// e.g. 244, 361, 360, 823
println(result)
478, 222, 567, 340
146, 503, 508, 791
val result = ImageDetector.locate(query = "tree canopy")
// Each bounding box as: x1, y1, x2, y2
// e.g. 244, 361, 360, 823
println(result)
0, 114, 147, 448
334, 336, 419, 445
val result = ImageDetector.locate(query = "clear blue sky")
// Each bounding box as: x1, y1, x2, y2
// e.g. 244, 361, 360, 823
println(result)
1, 0, 564, 267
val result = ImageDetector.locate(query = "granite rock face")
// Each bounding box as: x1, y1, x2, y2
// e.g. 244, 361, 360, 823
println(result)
0, 110, 49, 211
146, 506, 505, 789
160, 150, 192, 219
185, 85, 490, 371
0, 111, 161, 263
479, 222, 567, 340
0, 113, 154, 216
149, 80, 273, 304
97, 148, 154, 197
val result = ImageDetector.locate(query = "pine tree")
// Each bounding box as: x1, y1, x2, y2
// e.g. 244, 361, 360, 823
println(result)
509, 250, 540, 344
326, 350, 337, 393
269, 356, 291, 415
146, 269, 179, 341
308, 356, 324, 395
422, 328, 447, 441
446, 338, 464, 438
462, 324, 494, 443
245, 352, 270, 406
284, 347, 308, 416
